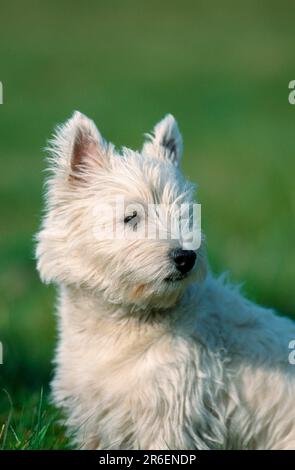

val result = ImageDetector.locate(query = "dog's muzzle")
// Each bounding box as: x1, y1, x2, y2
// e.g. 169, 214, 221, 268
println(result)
165, 248, 196, 282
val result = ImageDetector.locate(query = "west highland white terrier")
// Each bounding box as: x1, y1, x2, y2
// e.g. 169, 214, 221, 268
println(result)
36, 111, 295, 449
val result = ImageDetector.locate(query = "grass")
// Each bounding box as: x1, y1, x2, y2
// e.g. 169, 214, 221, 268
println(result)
0, 0, 295, 449
0, 389, 68, 450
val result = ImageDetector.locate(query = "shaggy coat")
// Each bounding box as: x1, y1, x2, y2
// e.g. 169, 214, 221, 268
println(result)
36, 112, 295, 449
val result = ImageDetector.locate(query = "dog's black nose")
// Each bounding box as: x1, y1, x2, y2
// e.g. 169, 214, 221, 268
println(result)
170, 248, 196, 274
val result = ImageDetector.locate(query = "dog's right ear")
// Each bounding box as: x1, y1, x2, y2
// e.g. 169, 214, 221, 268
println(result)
48, 111, 108, 180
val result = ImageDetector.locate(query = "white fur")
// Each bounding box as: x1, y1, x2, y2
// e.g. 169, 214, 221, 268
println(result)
36, 112, 295, 449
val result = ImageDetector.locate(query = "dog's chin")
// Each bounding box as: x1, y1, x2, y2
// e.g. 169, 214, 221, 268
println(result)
125, 273, 191, 310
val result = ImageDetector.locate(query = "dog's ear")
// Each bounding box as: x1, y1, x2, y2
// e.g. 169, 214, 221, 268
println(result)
142, 114, 183, 166
49, 111, 108, 180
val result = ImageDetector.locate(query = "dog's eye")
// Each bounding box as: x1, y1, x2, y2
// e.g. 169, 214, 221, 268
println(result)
124, 211, 137, 224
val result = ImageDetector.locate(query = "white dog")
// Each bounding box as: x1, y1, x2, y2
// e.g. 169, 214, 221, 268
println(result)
36, 111, 295, 449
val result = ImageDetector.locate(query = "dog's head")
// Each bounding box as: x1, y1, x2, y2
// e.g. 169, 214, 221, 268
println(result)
36, 112, 207, 310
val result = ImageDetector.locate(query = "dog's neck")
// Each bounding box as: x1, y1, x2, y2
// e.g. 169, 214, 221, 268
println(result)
58, 281, 205, 331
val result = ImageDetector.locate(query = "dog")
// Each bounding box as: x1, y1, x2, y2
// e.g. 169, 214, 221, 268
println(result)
36, 111, 295, 449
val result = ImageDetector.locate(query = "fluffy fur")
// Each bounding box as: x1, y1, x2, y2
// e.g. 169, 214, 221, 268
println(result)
36, 112, 295, 449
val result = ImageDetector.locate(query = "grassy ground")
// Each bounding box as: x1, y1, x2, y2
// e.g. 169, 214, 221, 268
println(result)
0, 390, 68, 450
0, 0, 295, 449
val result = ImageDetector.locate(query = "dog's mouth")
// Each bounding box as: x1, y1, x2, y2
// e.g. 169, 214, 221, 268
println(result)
164, 272, 187, 282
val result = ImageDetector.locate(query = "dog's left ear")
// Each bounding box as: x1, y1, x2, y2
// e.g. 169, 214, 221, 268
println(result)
142, 114, 183, 166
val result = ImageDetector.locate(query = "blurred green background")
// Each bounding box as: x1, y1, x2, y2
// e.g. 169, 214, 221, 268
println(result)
0, 0, 295, 449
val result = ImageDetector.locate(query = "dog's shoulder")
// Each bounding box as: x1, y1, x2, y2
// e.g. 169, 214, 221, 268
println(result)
186, 275, 295, 372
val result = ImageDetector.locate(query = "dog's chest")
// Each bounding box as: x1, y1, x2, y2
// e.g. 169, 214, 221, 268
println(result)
57, 317, 229, 449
